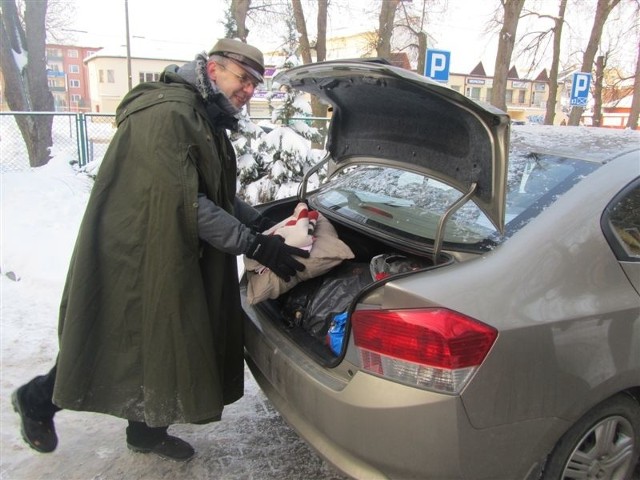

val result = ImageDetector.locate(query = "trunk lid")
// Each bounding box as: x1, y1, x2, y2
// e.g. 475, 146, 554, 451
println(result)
274, 59, 511, 233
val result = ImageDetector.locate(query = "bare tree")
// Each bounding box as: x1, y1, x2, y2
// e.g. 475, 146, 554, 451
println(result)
0, 0, 54, 167
592, 54, 606, 126
291, 0, 312, 63
490, 0, 527, 112
395, 0, 445, 74
42, 0, 77, 43
544, 0, 568, 125
626, 40, 640, 129
230, 0, 251, 41
290, 0, 328, 146
567, 0, 622, 125
377, 0, 401, 58
315, 0, 327, 62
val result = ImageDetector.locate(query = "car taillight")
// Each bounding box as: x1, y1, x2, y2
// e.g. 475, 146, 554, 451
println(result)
351, 308, 497, 394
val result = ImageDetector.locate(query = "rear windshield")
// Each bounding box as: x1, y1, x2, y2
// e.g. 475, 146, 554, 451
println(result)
311, 153, 600, 249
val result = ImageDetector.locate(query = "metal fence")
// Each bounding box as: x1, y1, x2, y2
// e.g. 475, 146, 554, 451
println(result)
0, 112, 330, 173
1, 112, 117, 173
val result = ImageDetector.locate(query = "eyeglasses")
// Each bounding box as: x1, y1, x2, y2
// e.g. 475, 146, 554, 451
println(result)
217, 63, 259, 89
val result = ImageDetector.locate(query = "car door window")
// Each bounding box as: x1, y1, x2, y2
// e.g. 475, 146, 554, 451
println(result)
602, 179, 640, 261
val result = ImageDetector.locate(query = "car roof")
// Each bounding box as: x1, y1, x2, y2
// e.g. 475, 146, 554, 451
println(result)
510, 125, 640, 163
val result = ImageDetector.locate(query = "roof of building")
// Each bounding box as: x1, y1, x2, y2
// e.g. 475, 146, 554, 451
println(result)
535, 69, 549, 82
469, 62, 487, 76
388, 52, 411, 70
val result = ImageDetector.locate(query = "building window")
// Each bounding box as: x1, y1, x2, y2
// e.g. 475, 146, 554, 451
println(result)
505, 89, 514, 104
69, 64, 80, 74
46, 48, 62, 58
47, 79, 56, 88
518, 90, 526, 104
467, 87, 482, 100
139, 72, 160, 83
69, 79, 80, 88
71, 94, 82, 103
68, 49, 79, 58
107, 70, 115, 83
99, 70, 104, 83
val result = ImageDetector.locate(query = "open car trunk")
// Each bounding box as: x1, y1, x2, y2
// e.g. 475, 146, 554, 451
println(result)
241, 59, 510, 366
240, 197, 455, 365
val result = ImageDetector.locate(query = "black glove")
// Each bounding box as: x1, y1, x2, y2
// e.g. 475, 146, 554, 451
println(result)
246, 234, 310, 281
250, 215, 277, 233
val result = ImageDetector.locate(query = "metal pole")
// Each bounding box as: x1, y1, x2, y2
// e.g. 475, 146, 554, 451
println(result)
125, 0, 132, 91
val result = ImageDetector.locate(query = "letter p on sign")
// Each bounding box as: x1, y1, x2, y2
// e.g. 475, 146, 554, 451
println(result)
425, 49, 450, 82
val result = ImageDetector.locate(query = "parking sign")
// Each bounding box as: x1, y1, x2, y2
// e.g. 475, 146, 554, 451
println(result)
570, 72, 591, 107
425, 49, 450, 82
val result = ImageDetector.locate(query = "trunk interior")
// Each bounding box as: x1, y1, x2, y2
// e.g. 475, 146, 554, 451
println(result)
241, 197, 453, 365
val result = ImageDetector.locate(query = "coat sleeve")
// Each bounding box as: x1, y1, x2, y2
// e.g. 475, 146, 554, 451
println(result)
197, 194, 256, 255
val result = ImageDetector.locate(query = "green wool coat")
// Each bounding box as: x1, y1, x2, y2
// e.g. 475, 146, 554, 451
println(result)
52, 71, 244, 427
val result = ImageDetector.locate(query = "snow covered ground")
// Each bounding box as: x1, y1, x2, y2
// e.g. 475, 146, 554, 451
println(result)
0, 153, 344, 479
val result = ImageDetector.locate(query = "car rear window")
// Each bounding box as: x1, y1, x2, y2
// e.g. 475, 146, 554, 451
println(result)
312, 154, 600, 248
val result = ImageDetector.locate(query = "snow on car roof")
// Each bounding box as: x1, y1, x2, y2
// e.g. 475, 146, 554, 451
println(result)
511, 125, 640, 163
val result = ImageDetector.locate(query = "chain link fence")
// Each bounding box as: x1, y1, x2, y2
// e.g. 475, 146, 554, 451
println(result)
0, 112, 117, 173
1, 112, 330, 174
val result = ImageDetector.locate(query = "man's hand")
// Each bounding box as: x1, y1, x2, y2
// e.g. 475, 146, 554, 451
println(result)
246, 234, 310, 281
250, 215, 277, 233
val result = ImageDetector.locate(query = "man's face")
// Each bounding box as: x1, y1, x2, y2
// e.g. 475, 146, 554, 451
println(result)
207, 59, 259, 109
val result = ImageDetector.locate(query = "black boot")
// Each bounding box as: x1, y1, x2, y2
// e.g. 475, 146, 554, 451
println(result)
126, 421, 194, 462
11, 387, 58, 453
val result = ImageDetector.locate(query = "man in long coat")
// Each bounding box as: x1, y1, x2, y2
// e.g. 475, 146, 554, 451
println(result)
12, 38, 308, 461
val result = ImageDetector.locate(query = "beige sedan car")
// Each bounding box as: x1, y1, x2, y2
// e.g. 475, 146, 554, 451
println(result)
241, 60, 640, 480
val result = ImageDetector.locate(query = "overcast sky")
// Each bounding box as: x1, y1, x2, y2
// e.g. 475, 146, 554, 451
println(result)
64, 0, 638, 76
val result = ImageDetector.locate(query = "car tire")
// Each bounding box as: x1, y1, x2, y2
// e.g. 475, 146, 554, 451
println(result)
541, 393, 640, 480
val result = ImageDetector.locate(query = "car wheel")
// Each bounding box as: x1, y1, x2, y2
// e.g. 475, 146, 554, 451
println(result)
541, 393, 640, 480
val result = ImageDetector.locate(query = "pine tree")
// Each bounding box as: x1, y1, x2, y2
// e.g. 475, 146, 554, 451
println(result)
235, 18, 324, 204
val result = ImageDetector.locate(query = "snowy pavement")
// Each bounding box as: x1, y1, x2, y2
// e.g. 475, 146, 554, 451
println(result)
0, 158, 346, 480
1, 357, 346, 480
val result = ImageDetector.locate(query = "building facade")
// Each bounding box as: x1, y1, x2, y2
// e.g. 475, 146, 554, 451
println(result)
46, 44, 100, 112
447, 63, 567, 125
83, 47, 191, 113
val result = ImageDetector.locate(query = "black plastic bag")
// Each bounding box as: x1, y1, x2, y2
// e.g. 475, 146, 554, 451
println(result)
301, 262, 373, 339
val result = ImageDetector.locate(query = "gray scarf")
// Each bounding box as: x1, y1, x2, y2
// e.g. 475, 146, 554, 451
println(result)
177, 53, 240, 119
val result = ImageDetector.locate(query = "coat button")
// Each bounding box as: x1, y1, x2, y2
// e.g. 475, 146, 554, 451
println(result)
192, 202, 199, 208
158, 93, 164, 99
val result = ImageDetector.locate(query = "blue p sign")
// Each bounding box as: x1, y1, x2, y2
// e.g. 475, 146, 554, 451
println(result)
425, 49, 450, 82
570, 72, 591, 107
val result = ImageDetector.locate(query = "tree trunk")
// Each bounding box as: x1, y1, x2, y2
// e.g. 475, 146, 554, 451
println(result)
490, 0, 526, 113
231, 0, 250, 41
592, 55, 604, 127
567, 0, 621, 126
377, 0, 400, 59
291, 0, 312, 64
416, 30, 427, 75
626, 41, 640, 130
544, 0, 567, 125
0, 0, 53, 167
290, 0, 328, 147
316, 0, 327, 62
